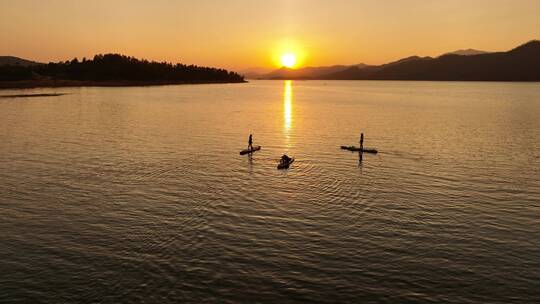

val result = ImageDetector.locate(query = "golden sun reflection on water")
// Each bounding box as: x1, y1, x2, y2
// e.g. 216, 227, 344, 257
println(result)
283, 80, 293, 131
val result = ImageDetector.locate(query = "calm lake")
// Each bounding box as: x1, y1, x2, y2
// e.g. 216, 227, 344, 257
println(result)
1, 80, 539, 303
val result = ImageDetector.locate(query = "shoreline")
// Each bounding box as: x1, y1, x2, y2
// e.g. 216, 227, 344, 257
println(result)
0, 79, 247, 90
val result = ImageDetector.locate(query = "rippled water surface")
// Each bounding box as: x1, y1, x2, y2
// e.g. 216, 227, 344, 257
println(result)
1, 81, 539, 303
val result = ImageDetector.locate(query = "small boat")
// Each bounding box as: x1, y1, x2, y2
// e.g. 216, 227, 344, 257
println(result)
277, 158, 294, 169
239, 146, 261, 155
340, 146, 378, 154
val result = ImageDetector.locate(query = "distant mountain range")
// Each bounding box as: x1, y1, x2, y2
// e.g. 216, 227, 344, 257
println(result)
4, 41, 540, 82
442, 49, 489, 56
252, 41, 540, 81
0, 56, 42, 67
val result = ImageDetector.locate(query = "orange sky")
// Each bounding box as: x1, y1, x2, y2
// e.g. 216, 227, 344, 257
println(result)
1, 0, 539, 71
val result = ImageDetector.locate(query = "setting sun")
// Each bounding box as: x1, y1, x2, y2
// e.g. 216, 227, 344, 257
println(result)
281, 53, 297, 68
270, 39, 306, 69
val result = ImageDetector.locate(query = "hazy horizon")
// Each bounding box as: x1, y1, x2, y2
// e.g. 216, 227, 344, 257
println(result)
1, 0, 540, 71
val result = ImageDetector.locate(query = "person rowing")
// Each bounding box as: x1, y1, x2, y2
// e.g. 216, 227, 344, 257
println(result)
277, 153, 294, 169
281, 154, 292, 163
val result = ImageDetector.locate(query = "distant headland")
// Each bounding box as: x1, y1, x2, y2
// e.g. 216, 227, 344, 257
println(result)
0, 54, 245, 89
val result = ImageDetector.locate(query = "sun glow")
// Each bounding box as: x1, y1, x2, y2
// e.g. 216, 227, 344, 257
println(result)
281, 53, 297, 68
271, 40, 306, 68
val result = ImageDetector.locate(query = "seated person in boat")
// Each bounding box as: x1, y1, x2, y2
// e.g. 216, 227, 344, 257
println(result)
281, 154, 292, 163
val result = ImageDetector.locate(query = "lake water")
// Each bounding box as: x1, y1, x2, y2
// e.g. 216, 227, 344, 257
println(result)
1, 81, 539, 303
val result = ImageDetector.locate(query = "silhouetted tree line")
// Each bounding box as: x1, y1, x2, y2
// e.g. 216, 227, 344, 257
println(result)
0, 54, 245, 83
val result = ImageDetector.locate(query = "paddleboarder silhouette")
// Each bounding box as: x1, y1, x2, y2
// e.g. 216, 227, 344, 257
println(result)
248, 134, 253, 150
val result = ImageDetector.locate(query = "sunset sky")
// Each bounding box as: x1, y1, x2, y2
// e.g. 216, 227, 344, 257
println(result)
1, 0, 539, 71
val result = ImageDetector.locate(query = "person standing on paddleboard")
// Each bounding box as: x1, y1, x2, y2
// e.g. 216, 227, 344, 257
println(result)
248, 134, 253, 150
360, 133, 364, 150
